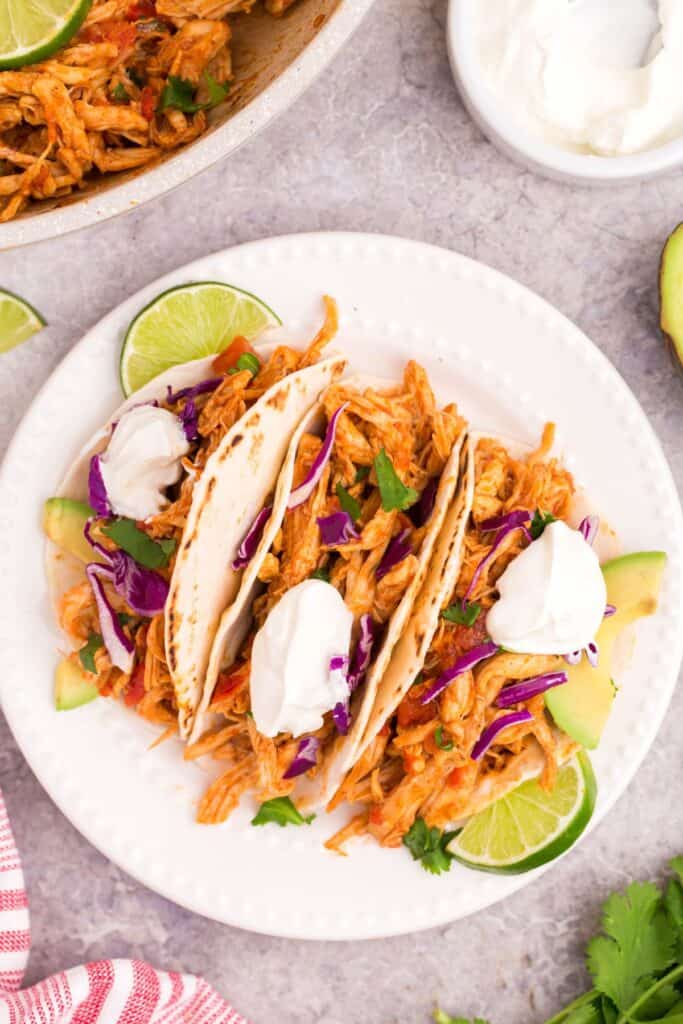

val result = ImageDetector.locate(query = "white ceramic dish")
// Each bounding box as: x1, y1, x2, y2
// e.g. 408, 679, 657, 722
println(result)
0, 1, 374, 251
0, 232, 681, 939
447, 0, 683, 186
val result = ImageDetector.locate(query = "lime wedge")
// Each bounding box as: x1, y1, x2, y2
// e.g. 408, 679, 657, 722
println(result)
447, 752, 596, 874
0, 0, 93, 70
0, 288, 45, 353
120, 282, 281, 396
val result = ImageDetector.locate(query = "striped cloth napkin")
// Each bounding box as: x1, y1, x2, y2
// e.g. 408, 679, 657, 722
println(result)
0, 790, 246, 1024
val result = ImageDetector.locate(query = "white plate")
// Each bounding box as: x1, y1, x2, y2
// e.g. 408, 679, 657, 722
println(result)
0, 233, 681, 940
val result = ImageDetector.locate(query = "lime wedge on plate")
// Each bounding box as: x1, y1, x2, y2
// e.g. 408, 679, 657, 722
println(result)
120, 282, 281, 396
447, 752, 596, 874
0, 0, 92, 70
0, 289, 45, 353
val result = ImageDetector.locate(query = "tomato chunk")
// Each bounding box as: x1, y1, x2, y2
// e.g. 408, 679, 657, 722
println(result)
140, 86, 156, 122
211, 665, 248, 704
128, 0, 156, 17
124, 663, 145, 707
212, 336, 256, 374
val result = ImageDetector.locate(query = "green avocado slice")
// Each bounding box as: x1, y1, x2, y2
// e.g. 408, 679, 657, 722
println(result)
43, 497, 94, 563
55, 657, 99, 711
660, 223, 683, 377
545, 551, 666, 749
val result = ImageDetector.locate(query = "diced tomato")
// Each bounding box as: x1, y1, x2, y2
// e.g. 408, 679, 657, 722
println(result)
212, 336, 256, 375
397, 684, 435, 729
435, 615, 489, 675
211, 665, 248, 705
127, 0, 156, 17
140, 86, 156, 121
124, 663, 145, 707
88, 21, 137, 52
369, 805, 383, 826
447, 763, 478, 790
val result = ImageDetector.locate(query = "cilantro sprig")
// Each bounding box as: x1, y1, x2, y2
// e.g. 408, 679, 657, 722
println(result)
530, 508, 558, 540
374, 448, 418, 512
336, 482, 361, 522
402, 817, 456, 876
434, 856, 683, 1024
251, 796, 315, 828
442, 601, 481, 627
79, 632, 103, 674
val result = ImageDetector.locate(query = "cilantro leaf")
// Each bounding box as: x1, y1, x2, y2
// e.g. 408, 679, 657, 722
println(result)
586, 881, 677, 1011
402, 817, 455, 876
311, 566, 330, 583
159, 73, 229, 114
354, 465, 370, 484
530, 508, 557, 540
112, 82, 129, 102
433, 1011, 490, 1024
251, 796, 315, 828
563, 1002, 605, 1024
336, 482, 361, 522
79, 633, 103, 674
102, 518, 176, 569
665, 861, 683, 962
374, 448, 418, 512
434, 725, 454, 751
442, 601, 481, 627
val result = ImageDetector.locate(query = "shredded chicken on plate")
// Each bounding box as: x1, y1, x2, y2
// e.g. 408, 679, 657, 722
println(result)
0, 0, 298, 222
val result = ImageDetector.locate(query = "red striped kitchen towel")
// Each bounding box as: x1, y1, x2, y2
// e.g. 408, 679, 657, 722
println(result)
0, 789, 247, 1024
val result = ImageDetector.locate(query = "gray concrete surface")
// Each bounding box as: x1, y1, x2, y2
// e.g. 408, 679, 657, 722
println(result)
1, 1, 682, 1021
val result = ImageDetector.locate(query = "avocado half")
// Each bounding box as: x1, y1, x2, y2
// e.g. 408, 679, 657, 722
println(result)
660, 223, 683, 377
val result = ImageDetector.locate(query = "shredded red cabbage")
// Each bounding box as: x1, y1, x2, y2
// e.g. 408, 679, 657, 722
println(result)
332, 701, 351, 735
564, 649, 583, 666
348, 614, 377, 692
329, 654, 350, 673
231, 505, 272, 570
495, 671, 568, 708
288, 403, 348, 510
564, 641, 600, 668
579, 515, 599, 546
410, 477, 438, 527
479, 509, 531, 533
471, 709, 533, 761
166, 378, 223, 405
420, 641, 499, 705
604, 604, 617, 617
317, 511, 359, 546
84, 519, 168, 615
88, 455, 111, 517
179, 398, 198, 441
376, 528, 412, 581
86, 564, 134, 672
283, 736, 320, 779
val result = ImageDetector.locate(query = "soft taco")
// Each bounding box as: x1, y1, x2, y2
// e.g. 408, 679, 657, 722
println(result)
183, 363, 469, 822
45, 299, 346, 739
325, 425, 616, 851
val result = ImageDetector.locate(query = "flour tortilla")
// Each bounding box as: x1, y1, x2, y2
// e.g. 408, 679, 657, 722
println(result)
348, 429, 616, 798
194, 375, 469, 808
46, 352, 346, 739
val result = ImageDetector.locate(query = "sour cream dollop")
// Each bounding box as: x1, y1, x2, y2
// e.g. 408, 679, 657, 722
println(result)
251, 579, 353, 738
486, 520, 606, 655
99, 405, 189, 521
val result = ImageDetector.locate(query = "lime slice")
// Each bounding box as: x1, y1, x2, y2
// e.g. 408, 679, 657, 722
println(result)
0, 288, 45, 353
0, 0, 92, 70
447, 751, 596, 874
120, 282, 281, 396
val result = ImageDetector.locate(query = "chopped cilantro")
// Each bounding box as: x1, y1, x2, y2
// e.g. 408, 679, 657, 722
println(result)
402, 817, 456, 875
311, 566, 330, 583
374, 448, 418, 512
434, 725, 454, 751
251, 796, 315, 828
354, 465, 370, 484
159, 73, 229, 114
79, 633, 103, 674
411, 671, 424, 688
336, 482, 361, 522
530, 508, 557, 540
102, 518, 176, 569
112, 83, 129, 102
442, 601, 481, 627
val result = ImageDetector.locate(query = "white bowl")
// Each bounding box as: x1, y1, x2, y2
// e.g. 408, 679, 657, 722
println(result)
0, 0, 374, 250
447, 0, 683, 186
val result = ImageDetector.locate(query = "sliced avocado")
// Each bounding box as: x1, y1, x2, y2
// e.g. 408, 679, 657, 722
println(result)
43, 497, 94, 563
55, 657, 99, 711
660, 223, 683, 376
546, 551, 666, 749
